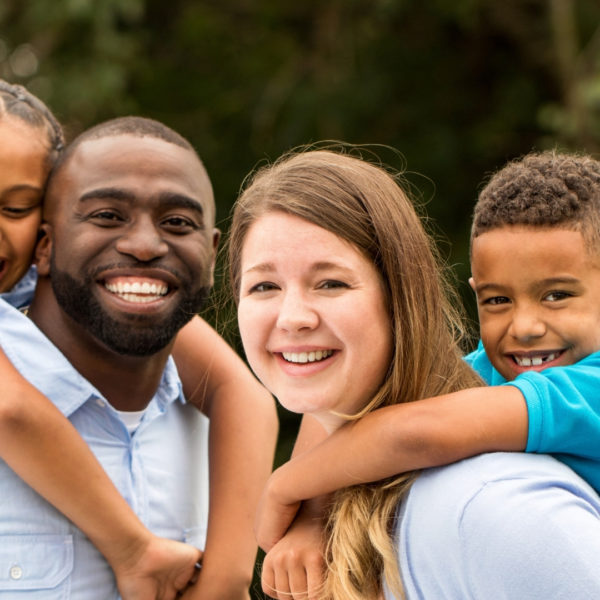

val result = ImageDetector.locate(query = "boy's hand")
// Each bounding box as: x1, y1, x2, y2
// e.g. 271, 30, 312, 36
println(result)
255, 467, 302, 552
112, 534, 201, 600
261, 500, 326, 600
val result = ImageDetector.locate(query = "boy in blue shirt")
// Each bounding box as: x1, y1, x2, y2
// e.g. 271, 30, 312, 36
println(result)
255, 149, 600, 568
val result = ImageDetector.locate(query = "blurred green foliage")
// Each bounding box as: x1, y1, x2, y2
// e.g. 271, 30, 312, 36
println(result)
2, 1, 600, 592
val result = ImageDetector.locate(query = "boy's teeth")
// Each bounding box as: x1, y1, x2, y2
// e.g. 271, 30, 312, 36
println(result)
514, 352, 558, 367
282, 350, 333, 364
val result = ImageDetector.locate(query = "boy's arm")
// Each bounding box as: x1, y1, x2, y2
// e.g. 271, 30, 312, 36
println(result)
258, 415, 329, 598
0, 347, 201, 599
257, 386, 528, 548
172, 316, 278, 599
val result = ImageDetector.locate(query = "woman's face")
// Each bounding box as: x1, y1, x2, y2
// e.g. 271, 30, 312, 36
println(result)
0, 117, 49, 293
237, 211, 394, 432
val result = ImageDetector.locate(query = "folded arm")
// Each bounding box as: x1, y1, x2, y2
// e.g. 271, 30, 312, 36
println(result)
173, 317, 278, 599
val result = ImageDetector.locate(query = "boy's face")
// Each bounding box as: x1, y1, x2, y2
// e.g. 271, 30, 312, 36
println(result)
470, 225, 600, 381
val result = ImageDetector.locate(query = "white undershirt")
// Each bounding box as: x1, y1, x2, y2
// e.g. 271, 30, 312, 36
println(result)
113, 408, 147, 434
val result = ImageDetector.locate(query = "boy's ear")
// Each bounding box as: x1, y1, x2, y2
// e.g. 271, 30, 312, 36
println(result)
34, 224, 53, 276
468, 277, 476, 292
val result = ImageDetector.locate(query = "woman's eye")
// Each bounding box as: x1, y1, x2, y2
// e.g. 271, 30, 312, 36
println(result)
320, 280, 348, 290
249, 282, 278, 293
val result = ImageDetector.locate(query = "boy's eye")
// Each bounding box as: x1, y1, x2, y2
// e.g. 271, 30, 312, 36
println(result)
544, 291, 571, 302
483, 296, 510, 305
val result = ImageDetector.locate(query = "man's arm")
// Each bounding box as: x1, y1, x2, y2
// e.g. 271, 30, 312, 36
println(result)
256, 386, 528, 548
0, 347, 201, 599
172, 316, 278, 599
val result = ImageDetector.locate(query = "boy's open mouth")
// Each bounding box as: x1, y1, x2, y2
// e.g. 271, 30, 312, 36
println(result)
511, 351, 563, 367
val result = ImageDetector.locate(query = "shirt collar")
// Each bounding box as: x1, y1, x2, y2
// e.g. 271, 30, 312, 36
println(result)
0, 299, 184, 417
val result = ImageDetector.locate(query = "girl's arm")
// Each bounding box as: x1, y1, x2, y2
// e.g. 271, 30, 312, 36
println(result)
172, 316, 278, 600
0, 347, 201, 600
256, 385, 528, 549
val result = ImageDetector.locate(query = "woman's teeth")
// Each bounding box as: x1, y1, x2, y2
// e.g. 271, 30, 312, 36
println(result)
282, 349, 333, 363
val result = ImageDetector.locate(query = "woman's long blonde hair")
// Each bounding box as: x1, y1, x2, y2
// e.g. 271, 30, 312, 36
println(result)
228, 147, 482, 599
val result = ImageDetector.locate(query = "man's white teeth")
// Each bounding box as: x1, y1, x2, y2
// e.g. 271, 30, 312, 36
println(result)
282, 350, 333, 364
105, 281, 168, 303
515, 353, 558, 367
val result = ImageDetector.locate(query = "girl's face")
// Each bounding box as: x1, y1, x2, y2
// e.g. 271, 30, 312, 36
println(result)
237, 211, 393, 433
0, 117, 49, 293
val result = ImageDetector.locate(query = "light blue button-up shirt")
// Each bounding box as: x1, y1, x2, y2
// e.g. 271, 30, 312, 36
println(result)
0, 298, 209, 598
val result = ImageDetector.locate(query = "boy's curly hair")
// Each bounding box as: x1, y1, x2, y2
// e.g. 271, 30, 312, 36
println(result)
471, 150, 600, 252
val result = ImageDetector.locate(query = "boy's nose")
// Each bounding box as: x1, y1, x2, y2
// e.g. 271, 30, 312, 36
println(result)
115, 218, 169, 262
276, 291, 319, 332
508, 307, 547, 342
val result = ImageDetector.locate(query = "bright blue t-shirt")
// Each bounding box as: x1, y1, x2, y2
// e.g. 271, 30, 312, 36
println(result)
466, 340, 600, 492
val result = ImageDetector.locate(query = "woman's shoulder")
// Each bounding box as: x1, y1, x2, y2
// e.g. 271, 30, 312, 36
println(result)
396, 453, 600, 598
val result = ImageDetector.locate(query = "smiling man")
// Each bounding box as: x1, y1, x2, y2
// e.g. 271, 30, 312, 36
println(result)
0, 117, 218, 597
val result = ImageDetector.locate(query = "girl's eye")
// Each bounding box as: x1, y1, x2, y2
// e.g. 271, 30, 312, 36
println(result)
2, 206, 37, 218
545, 291, 571, 302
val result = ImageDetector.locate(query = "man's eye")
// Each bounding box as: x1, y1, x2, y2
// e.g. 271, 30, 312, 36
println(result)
162, 216, 198, 231
90, 210, 122, 221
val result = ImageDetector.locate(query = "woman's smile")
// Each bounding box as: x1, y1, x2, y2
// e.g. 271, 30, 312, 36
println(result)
237, 211, 393, 432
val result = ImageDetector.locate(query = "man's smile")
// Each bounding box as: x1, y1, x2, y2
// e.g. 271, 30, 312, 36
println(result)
104, 276, 169, 304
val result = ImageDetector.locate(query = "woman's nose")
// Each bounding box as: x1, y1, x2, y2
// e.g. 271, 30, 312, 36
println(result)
275, 291, 319, 332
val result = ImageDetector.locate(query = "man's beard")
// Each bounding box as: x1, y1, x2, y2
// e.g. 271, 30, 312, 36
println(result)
50, 263, 211, 357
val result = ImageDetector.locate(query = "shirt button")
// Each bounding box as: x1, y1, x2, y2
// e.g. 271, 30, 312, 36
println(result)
9, 565, 23, 580
96, 398, 105, 408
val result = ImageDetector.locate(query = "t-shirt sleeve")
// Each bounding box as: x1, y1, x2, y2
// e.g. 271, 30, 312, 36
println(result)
507, 351, 600, 458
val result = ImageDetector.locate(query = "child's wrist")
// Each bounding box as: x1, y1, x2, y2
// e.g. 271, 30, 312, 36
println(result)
268, 462, 300, 507
100, 525, 154, 572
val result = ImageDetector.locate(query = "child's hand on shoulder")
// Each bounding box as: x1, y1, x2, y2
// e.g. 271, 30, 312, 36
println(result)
261, 499, 326, 600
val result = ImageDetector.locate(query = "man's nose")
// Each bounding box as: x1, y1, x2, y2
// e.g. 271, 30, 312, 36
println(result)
115, 217, 169, 262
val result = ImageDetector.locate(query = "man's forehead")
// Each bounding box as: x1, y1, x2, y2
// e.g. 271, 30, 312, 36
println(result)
50, 133, 215, 218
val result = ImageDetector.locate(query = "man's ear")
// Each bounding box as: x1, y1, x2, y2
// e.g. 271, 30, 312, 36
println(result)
468, 276, 476, 292
34, 224, 53, 276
